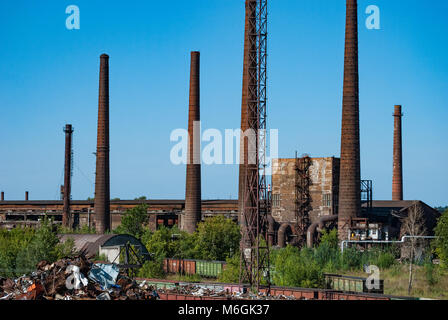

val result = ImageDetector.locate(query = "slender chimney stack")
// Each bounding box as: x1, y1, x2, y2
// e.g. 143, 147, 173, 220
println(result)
25, 191, 29, 201
392, 105, 403, 201
338, 0, 361, 241
183, 51, 202, 233
1, 192, 4, 201
62, 124, 74, 228
94, 54, 110, 234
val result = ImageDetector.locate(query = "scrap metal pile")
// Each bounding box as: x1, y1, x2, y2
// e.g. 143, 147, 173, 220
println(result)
0, 255, 160, 300
0, 256, 302, 300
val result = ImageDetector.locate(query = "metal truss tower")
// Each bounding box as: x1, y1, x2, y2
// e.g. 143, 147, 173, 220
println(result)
239, 0, 270, 294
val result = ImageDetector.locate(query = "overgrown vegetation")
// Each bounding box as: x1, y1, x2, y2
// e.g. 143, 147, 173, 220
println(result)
0, 218, 75, 278
113, 204, 149, 239
136, 216, 241, 279
435, 208, 448, 268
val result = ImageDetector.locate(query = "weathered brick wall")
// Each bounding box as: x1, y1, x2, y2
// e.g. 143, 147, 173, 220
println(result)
272, 158, 340, 224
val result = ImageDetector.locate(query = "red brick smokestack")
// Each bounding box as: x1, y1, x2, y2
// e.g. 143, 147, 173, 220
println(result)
94, 54, 110, 234
62, 124, 74, 228
1, 192, 4, 201
238, 0, 258, 248
25, 191, 29, 201
183, 51, 202, 233
338, 0, 361, 241
392, 105, 403, 201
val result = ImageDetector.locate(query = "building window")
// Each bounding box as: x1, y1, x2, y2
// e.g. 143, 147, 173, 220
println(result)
272, 194, 281, 208
322, 193, 332, 207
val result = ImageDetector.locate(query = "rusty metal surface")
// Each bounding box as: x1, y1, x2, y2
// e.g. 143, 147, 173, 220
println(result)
183, 51, 202, 234
62, 124, 74, 228
94, 54, 110, 234
392, 105, 403, 201
238, 0, 270, 292
338, 0, 361, 240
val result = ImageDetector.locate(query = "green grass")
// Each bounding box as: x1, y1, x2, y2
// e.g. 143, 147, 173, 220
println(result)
340, 264, 448, 300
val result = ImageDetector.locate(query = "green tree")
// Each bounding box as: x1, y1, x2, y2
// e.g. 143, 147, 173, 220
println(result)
435, 209, 448, 268
15, 218, 74, 276
114, 204, 149, 240
193, 216, 241, 261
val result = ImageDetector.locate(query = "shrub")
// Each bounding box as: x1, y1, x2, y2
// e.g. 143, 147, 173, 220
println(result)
271, 246, 324, 288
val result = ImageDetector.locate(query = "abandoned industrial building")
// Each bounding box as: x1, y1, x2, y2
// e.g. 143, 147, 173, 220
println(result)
0, 0, 445, 300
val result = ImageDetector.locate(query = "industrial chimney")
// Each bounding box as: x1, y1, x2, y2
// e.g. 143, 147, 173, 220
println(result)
62, 124, 74, 228
338, 0, 361, 241
238, 0, 258, 248
1, 192, 4, 201
392, 105, 403, 201
94, 54, 111, 234
25, 191, 29, 201
183, 51, 202, 233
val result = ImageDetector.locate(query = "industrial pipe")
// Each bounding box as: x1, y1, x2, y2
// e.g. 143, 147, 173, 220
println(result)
340, 236, 438, 253
306, 215, 338, 248
267, 215, 276, 247
278, 223, 293, 248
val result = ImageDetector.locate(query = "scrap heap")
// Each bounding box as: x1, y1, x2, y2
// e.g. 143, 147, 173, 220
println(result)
0, 255, 159, 301
0, 256, 306, 300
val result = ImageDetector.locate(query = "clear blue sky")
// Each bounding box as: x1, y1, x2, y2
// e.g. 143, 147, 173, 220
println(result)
0, 1, 446, 206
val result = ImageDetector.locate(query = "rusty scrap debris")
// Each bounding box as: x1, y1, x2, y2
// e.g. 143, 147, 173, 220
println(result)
0, 256, 159, 301
0, 255, 306, 300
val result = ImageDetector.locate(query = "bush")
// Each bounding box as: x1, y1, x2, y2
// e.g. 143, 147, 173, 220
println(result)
138, 258, 165, 279
218, 255, 240, 284
271, 246, 324, 288
9, 218, 74, 277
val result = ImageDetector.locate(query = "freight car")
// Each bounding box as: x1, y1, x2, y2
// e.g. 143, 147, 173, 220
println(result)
324, 274, 384, 295
163, 258, 226, 278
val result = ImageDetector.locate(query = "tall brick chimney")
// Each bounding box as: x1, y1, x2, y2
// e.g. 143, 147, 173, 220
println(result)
238, 0, 258, 242
62, 124, 74, 228
183, 51, 202, 233
338, 0, 361, 241
1, 192, 4, 201
25, 191, 29, 201
392, 105, 403, 201
94, 54, 110, 234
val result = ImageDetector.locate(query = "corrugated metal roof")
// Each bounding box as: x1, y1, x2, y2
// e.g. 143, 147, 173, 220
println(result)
58, 234, 150, 260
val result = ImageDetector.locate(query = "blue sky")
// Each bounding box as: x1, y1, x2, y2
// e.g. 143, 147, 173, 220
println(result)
0, 1, 446, 206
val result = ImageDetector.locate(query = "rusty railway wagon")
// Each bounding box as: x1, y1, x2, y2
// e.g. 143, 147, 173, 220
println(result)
163, 258, 226, 278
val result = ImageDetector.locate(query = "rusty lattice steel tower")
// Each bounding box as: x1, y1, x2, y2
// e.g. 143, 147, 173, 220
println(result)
294, 154, 312, 245
62, 124, 74, 228
392, 105, 403, 201
183, 51, 202, 233
94, 54, 110, 234
338, 0, 361, 241
238, 0, 270, 293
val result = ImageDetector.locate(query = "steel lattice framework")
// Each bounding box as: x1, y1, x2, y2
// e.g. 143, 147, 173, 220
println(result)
294, 153, 312, 246
239, 0, 270, 294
